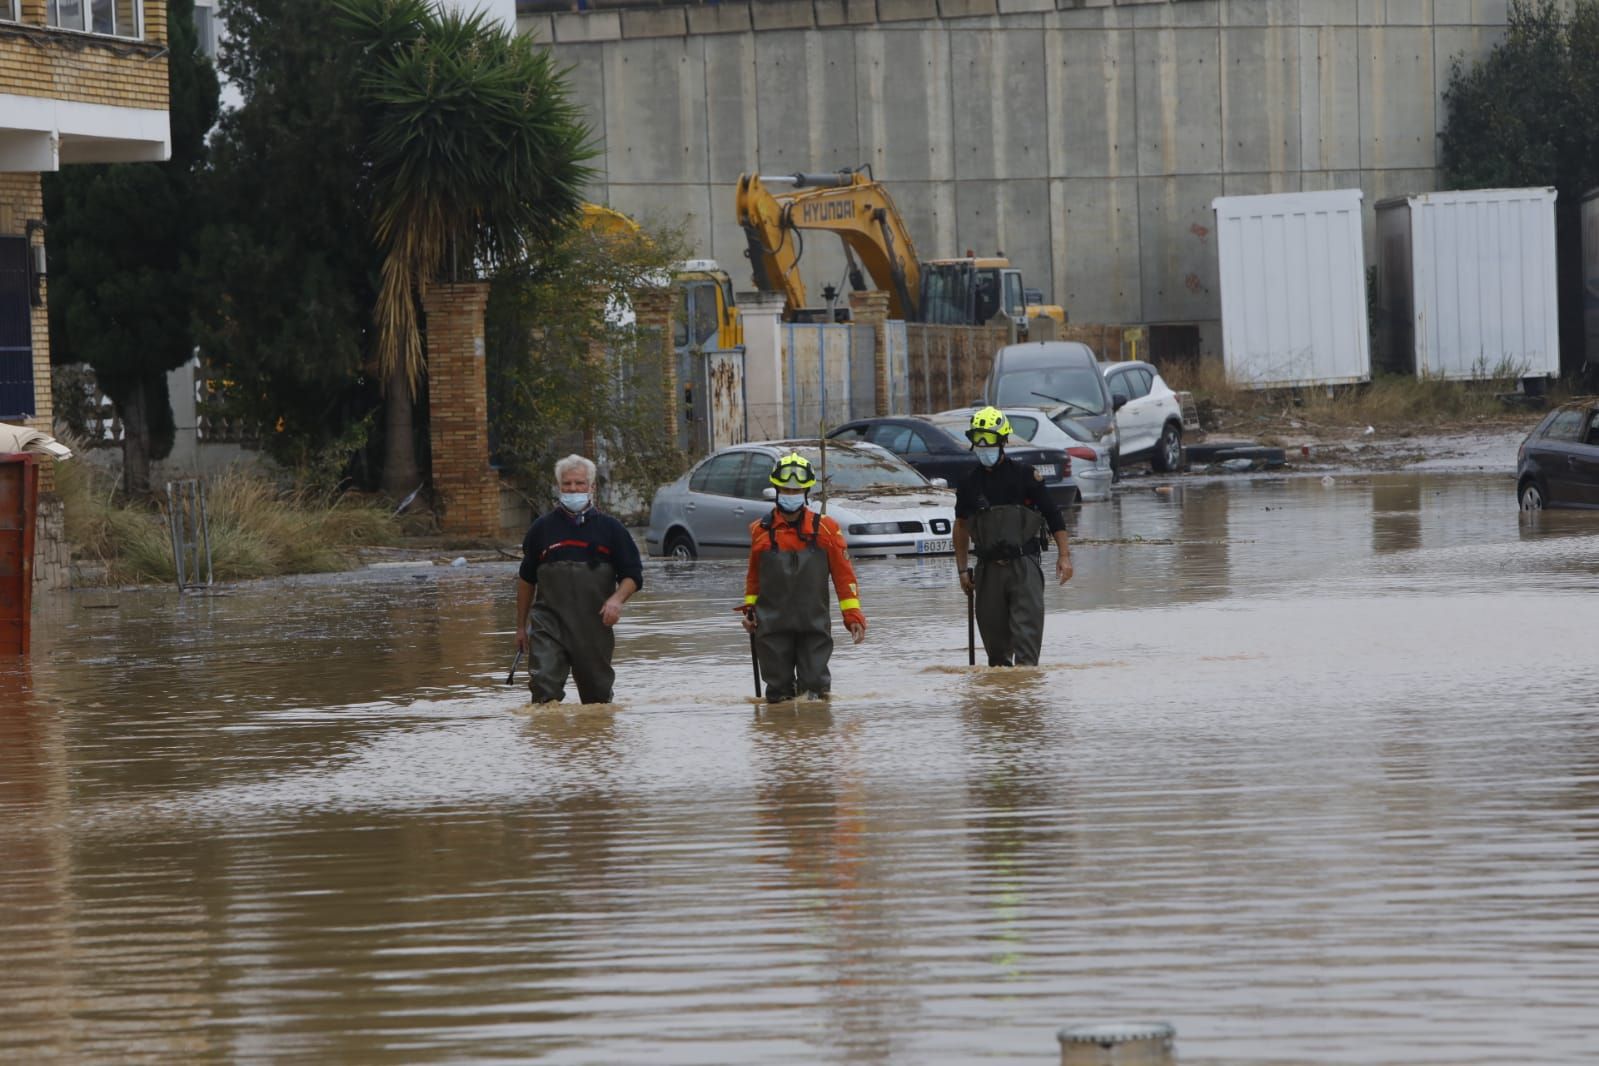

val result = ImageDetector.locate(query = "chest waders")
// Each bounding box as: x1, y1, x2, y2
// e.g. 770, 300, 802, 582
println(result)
753, 511, 834, 702
969, 504, 1047, 667
528, 559, 617, 704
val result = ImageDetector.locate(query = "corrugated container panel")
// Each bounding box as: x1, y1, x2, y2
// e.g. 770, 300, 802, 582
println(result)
1583, 189, 1599, 369
1378, 187, 1559, 380
1212, 189, 1370, 390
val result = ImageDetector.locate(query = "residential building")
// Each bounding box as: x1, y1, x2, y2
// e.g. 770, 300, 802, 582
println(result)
0, 0, 171, 441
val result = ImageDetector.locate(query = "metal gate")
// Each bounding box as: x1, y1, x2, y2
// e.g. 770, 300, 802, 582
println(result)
782, 322, 878, 435
678, 347, 747, 457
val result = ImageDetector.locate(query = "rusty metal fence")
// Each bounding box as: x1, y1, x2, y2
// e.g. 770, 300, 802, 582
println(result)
903, 323, 1008, 413
677, 346, 747, 457
782, 322, 877, 435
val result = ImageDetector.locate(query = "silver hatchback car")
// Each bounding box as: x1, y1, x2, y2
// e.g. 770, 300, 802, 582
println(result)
646, 439, 958, 560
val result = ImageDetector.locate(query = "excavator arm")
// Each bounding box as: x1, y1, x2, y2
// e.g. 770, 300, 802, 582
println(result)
735, 170, 923, 320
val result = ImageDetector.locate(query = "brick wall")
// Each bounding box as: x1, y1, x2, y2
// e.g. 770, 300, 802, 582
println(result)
421, 281, 501, 540
847, 290, 890, 417
630, 287, 676, 442
1, 1, 169, 109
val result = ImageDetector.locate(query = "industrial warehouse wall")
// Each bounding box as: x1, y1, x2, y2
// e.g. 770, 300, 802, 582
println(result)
526, 0, 1508, 353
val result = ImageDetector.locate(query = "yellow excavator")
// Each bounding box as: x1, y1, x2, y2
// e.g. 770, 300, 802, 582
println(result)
580, 203, 743, 351
734, 167, 1066, 327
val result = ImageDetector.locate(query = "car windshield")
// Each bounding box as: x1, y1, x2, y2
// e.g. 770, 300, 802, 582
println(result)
995, 365, 1107, 413
792, 446, 929, 491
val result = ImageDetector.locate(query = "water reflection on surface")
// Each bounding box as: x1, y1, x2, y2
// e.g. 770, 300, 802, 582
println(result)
4, 472, 1599, 1064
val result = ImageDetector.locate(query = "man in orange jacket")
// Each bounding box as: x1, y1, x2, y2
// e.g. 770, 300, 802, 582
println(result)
739, 452, 866, 703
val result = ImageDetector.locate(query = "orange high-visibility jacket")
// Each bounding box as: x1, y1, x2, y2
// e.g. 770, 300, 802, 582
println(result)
743, 508, 866, 631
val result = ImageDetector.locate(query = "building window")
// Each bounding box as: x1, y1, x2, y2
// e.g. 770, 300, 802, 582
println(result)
1, 0, 18, 22
47, 0, 142, 38
0, 239, 34, 420
193, 1, 219, 59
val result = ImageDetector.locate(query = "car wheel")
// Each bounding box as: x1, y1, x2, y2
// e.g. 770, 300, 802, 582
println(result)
664, 530, 698, 560
1518, 480, 1545, 511
1152, 422, 1183, 473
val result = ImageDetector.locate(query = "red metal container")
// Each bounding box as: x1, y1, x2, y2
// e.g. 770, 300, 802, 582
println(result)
0, 453, 39, 655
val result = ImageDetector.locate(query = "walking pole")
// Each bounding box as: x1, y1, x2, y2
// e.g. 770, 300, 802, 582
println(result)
965, 584, 976, 667
506, 648, 523, 685
749, 630, 763, 699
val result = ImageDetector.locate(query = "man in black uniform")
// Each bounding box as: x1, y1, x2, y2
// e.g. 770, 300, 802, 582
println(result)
953, 407, 1073, 667
515, 454, 644, 704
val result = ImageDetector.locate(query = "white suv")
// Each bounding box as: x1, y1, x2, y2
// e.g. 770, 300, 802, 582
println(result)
1099, 361, 1186, 473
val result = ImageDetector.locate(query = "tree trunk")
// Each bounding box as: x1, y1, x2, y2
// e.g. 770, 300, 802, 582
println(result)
382, 377, 421, 499
120, 384, 152, 499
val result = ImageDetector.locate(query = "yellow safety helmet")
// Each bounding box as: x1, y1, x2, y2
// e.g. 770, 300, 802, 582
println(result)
966, 406, 1012, 445
769, 452, 817, 489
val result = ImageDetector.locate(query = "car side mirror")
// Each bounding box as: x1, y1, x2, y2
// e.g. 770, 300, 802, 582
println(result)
762, 487, 777, 501
930, 477, 948, 489
1113, 396, 1128, 411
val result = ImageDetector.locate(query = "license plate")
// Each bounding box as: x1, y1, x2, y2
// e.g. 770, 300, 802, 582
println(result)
918, 538, 953, 554
1034, 464, 1057, 478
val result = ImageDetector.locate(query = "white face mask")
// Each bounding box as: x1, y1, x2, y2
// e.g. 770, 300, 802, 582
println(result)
776, 491, 807, 512
974, 446, 1001, 468
559, 491, 591, 513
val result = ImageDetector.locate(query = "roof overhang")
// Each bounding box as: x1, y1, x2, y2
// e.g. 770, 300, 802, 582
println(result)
0, 94, 170, 170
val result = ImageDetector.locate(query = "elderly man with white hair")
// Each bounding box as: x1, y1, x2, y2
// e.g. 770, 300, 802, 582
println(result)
514, 454, 643, 704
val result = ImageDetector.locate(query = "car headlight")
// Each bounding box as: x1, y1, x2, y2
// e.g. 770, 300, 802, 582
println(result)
847, 523, 902, 535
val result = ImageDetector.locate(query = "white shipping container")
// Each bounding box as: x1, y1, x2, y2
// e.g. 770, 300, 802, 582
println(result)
1212, 189, 1370, 390
1374, 187, 1559, 381
1582, 188, 1599, 369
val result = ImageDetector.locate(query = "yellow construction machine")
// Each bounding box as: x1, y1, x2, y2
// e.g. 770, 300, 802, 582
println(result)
734, 167, 1065, 327
579, 203, 743, 351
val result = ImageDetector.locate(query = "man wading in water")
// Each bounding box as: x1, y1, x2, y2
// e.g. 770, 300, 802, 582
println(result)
953, 407, 1073, 667
515, 454, 643, 704
739, 452, 866, 702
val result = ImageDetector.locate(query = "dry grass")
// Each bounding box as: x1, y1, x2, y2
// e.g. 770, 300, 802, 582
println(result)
1159, 361, 1556, 436
57, 461, 401, 585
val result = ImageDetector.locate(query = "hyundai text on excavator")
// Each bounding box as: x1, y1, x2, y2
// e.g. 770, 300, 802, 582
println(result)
734, 167, 1065, 329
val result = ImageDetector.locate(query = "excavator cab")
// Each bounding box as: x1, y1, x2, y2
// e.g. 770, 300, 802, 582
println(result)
921, 259, 1026, 327
671, 260, 744, 352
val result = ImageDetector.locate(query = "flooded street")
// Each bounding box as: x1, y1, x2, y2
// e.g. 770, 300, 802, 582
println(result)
5, 471, 1599, 1064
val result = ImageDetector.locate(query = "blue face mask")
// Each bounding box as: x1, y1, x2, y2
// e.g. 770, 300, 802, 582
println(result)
776, 491, 807, 512
559, 492, 591, 514
974, 446, 1001, 468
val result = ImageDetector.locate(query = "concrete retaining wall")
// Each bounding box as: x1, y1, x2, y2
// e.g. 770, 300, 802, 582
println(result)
529, 0, 1508, 354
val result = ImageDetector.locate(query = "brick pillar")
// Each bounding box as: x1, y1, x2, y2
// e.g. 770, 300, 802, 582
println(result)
630, 286, 678, 444
420, 280, 499, 540
848, 290, 892, 416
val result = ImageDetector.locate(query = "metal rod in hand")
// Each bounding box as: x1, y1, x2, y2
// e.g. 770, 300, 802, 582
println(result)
749, 629, 762, 699
507, 648, 522, 685
966, 585, 976, 667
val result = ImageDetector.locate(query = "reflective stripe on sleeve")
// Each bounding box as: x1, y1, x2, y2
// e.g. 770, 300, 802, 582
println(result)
838, 598, 861, 611
744, 594, 759, 605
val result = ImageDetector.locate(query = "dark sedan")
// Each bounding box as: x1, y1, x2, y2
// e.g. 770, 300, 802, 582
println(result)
827, 415, 1079, 504
1517, 398, 1599, 509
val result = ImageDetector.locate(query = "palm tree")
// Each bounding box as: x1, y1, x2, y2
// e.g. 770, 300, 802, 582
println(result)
336, 0, 593, 497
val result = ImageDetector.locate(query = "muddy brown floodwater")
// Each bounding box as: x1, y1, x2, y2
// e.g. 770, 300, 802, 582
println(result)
4, 471, 1599, 1065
